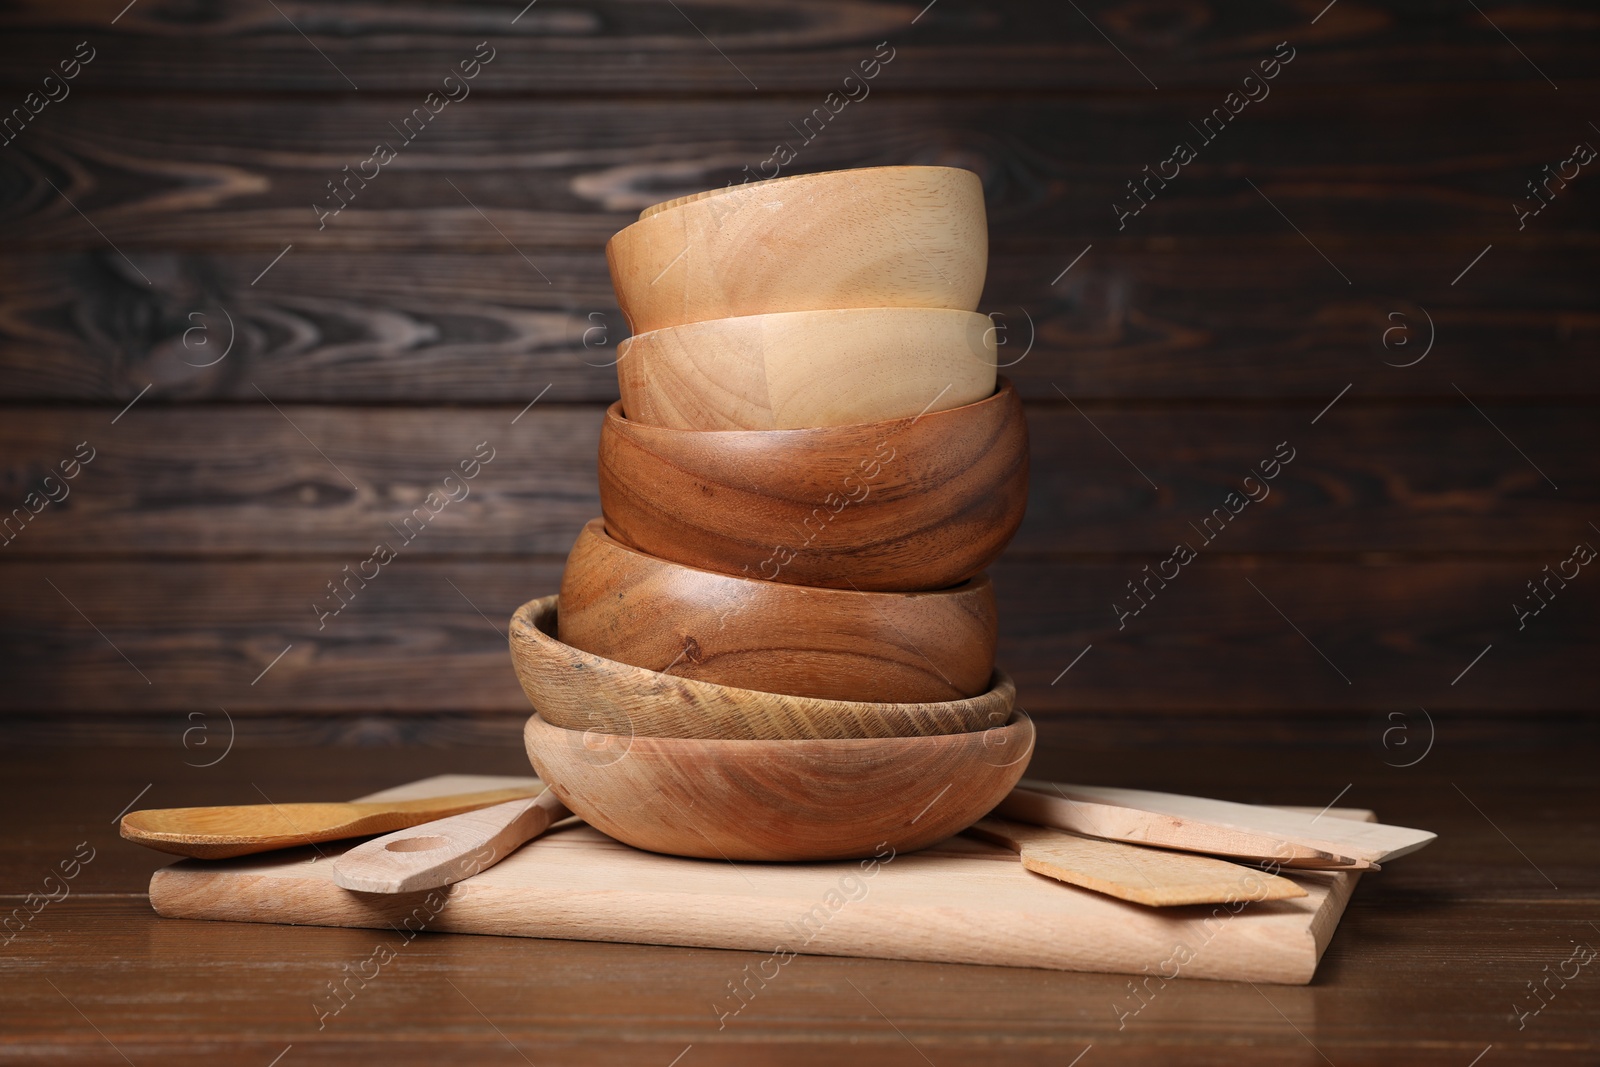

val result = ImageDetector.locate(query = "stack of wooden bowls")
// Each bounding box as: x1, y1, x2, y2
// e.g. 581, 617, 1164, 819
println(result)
511, 166, 1034, 861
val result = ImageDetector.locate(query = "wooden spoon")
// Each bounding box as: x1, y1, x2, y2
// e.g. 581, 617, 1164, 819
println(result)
331, 791, 572, 893
120, 787, 540, 859
967, 817, 1307, 907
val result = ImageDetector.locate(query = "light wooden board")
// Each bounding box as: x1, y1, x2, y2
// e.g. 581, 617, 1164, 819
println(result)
148, 775, 1371, 984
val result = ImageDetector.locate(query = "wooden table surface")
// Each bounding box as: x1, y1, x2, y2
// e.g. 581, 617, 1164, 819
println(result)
2, 734, 1595, 1067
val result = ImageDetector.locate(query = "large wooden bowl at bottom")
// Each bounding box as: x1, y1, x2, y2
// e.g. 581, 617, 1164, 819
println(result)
522, 710, 1035, 861
510, 595, 1015, 740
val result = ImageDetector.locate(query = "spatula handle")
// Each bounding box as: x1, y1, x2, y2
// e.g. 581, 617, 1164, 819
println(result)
331, 791, 571, 893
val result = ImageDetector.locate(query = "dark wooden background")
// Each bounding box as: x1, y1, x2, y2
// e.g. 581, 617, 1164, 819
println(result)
1, 0, 1596, 745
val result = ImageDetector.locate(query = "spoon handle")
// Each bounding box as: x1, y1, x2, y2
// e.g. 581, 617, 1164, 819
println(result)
331, 791, 572, 893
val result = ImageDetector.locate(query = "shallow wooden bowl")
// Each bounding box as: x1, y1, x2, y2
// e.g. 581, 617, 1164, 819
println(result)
510, 595, 1015, 740
607, 166, 987, 334
558, 519, 997, 702
599, 379, 1028, 591
617, 307, 997, 431
522, 709, 1035, 860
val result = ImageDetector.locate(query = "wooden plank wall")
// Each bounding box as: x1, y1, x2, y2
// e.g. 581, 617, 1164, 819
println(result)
0, 0, 1595, 742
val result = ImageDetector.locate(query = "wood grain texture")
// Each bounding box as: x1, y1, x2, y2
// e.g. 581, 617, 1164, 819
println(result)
615, 308, 996, 430
147, 774, 1365, 985
599, 381, 1028, 590
2, 0, 1596, 91
966, 817, 1309, 906
1, 247, 1595, 403
2, 402, 1595, 558
523, 712, 1035, 860
996, 786, 1370, 868
119, 786, 540, 859
2, 742, 1584, 899
2, 744, 1595, 1064
557, 519, 998, 702
1017, 782, 1435, 864
2, 555, 1596, 715
330, 791, 570, 894
2, 90, 1595, 255
608, 166, 986, 333
516, 595, 1011, 739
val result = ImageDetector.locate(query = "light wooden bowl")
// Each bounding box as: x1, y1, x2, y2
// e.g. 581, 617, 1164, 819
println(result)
606, 166, 987, 334
599, 379, 1028, 591
558, 519, 997, 703
510, 595, 1015, 740
616, 307, 998, 431
522, 709, 1035, 860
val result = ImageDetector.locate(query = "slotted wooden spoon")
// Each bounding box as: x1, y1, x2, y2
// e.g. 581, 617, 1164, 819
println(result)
331, 791, 572, 893
120, 787, 541, 859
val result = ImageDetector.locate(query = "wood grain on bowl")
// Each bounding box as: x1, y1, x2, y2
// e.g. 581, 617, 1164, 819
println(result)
606, 166, 987, 333
510, 596, 1014, 740
558, 519, 996, 702
616, 307, 997, 430
522, 709, 1034, 861
599, 379, 1028, 591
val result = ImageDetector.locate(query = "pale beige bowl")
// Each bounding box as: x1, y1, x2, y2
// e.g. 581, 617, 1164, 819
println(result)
617, 307, 998, 430
606, 166, 988, 334
509, 595, 1015, 740
523, 709, 1035, 860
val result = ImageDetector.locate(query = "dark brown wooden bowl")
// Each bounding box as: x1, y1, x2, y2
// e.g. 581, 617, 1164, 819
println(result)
522, 709, 1035, 861
558, 519, 997, 703
599, 379, 1028, 591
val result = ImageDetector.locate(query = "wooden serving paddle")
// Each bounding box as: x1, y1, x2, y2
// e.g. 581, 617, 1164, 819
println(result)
331, 792, 572, 893
120, 787, 541, 859
999, 785, 1373, 870
1014, 780, 1435, 867
966, 818, 1308, 907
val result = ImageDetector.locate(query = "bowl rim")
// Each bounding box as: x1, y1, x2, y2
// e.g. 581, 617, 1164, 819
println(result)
608, 376, 1016, 439
523, 703, 1034, 754
629, 164, 982, 224
511, 594, 1016, 721
570, 518, 991, 601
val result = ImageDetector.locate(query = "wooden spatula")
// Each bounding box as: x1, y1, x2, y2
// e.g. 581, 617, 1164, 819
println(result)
966, 817, 1308, 907
999, 785, 1374, 869
331, 791, 572, 893
1017, 780, 1436, 866
120, 787, 541, 859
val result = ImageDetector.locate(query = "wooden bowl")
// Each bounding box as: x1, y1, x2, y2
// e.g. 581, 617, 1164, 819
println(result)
558, 519, 997, 702
606, 166, 987, 334
616, 307, 998, 431
522, 709, 1035, 860
511, 595, 1015, 740
599, 379, 1028, 591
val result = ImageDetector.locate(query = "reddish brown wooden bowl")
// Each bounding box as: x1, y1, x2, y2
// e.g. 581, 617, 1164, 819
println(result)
558, 519, 997, 702
522, 709, 1035, 861
511, 595, 1014, 741
598, 379, 1028, 591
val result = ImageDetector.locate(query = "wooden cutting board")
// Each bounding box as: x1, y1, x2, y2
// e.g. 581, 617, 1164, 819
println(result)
148, 774, 1372, 984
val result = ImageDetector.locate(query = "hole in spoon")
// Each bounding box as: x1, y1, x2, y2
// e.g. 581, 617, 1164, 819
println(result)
384, 835, 449, 853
